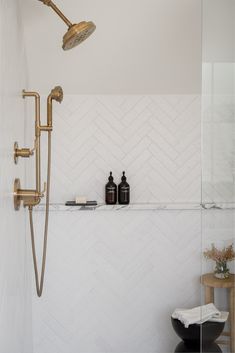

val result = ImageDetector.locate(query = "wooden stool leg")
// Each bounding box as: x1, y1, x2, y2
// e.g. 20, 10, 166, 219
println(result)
205, 286, 214, 304
230, 287, 235, 353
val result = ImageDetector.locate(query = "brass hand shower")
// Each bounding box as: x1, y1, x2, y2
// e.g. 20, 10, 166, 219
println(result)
14, 86, 63, 297
38, 0, 96, 50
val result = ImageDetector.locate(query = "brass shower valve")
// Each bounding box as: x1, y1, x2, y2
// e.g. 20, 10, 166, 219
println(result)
14, 179, 46, 209
14, 86, 63, 212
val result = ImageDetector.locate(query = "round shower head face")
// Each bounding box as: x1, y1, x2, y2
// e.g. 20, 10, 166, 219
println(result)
63, 21, 96, 50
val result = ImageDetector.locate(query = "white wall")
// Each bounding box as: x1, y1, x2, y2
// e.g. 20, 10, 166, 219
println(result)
30, 91, 233, 353
21, 0, 201, 94
202, 0, 235, 202
20, 1, 202, 352
0, 1, 32, 352
32, 209, 201, 353
39, 94, 201, 204
30, 93, 202, 353
202, 0, 235, 62
31, 208, 235, 353
18, 0, 235, 353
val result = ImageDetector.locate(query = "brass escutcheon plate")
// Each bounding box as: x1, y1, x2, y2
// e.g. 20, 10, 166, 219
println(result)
14, 178, 21, 211
14, 142, 19, 164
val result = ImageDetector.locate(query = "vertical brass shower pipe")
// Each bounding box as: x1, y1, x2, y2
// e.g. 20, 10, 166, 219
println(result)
27, 86, 63, 297
47, 94, 53, 128
22, 90, 41, 194
14, 87, 63, 297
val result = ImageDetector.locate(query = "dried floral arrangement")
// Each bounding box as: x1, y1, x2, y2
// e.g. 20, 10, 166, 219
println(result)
203, 243, 235, 279
203, 244, 235, 263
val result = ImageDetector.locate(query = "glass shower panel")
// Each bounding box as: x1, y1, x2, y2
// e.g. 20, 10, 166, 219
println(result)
202, 0, 235, 352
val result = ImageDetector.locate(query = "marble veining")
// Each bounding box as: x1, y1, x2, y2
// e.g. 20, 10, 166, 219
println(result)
34, 202, 235, 212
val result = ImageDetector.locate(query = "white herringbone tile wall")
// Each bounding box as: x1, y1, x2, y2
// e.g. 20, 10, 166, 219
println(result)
38, 95, 201, 204
32, 210, 201, 353
31, 94, 235, 353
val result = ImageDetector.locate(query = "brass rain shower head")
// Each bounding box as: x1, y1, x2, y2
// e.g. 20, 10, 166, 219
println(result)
38, 0, 96, 50
62, 22, 96, 51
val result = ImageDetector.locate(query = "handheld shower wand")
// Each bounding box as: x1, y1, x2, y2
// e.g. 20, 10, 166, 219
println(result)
38, 0, 96, 50
14, 86, 63, 297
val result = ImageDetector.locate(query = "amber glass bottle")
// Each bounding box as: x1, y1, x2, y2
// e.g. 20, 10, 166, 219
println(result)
105, 172, 117, 205
118, 172, 130, 204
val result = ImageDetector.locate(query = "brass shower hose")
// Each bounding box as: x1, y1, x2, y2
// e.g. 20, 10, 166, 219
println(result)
28, 131, 51, 297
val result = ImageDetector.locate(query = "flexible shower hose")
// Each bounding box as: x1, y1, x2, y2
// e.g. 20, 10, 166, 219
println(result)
29, 131, 51, 297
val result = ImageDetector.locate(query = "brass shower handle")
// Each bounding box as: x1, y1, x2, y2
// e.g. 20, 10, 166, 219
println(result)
14, 179, 43, 210
14, 141, 36, 164
14, 142, 34, 164
14, 179, 46, 210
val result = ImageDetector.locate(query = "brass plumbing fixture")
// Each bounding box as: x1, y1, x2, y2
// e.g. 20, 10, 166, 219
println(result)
14, 142, 34, 164
38, 0, 96, 50
14, 86, 63, 297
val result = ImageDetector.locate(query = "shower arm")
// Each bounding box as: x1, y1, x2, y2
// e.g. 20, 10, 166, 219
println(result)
39, 0, 73, 28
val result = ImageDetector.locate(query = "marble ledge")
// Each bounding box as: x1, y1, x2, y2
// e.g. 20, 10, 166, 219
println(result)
34, 203, 235, 212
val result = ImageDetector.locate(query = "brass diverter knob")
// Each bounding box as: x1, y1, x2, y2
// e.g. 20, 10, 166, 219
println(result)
14, 142, 34, 164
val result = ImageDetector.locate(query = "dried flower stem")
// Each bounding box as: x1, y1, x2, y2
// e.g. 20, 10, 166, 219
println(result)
204, 244, 235, 263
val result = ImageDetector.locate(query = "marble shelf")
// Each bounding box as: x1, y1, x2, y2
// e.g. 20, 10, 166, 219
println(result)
33, 203, 235, 212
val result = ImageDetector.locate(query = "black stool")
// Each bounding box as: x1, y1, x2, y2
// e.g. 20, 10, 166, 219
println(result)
171, 318, 225, 353
174, 341, 222, 352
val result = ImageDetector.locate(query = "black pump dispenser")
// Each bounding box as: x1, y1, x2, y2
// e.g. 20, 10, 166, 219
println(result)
118, 171, 130, 205
105, 172, 117, 205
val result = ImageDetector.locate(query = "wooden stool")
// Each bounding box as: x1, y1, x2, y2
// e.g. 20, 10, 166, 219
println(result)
201, 273, 235, 353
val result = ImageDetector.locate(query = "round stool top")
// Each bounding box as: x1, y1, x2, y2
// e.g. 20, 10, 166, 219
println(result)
201, 273, 235, 289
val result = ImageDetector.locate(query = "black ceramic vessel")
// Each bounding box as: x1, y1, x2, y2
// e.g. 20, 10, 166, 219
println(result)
171, 318, 225, 345
171, 318, 225, 353
174, 341, 222, 353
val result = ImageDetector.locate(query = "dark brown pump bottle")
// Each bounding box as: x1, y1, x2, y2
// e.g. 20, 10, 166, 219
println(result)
105, 172, 117, 205
118, 171, 130, 204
